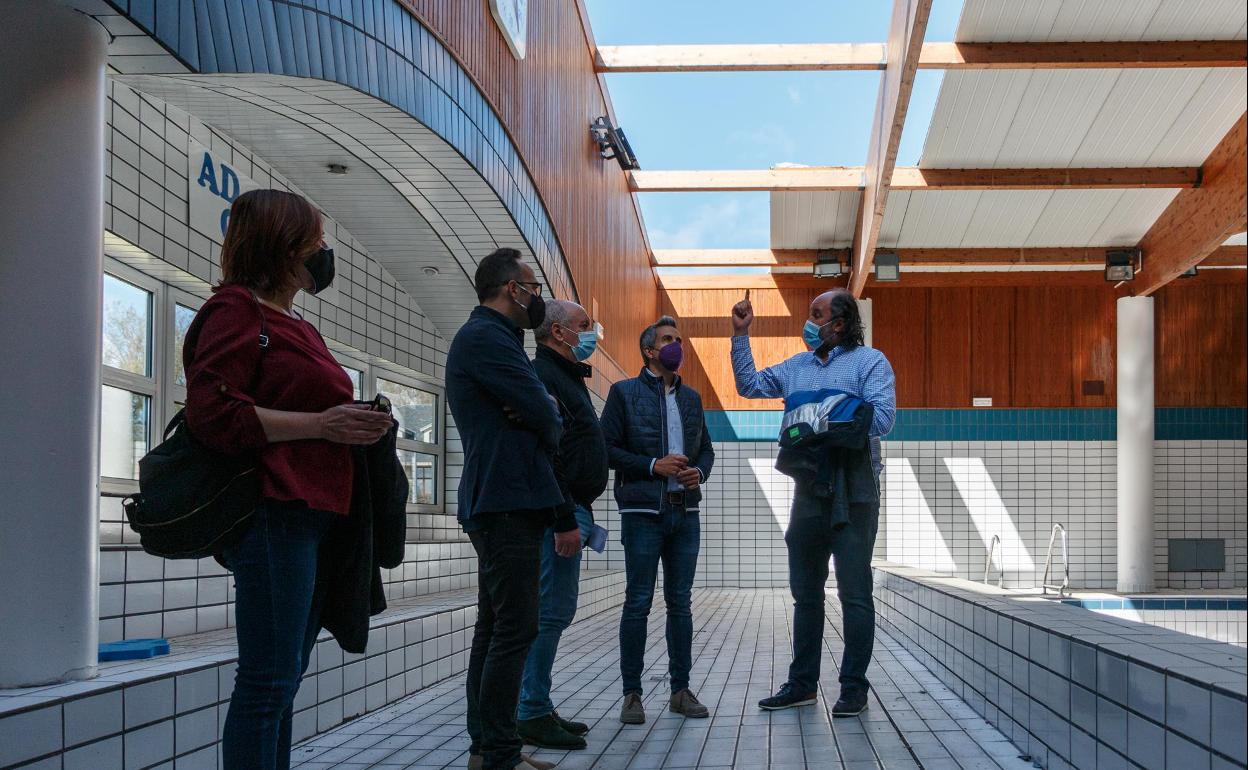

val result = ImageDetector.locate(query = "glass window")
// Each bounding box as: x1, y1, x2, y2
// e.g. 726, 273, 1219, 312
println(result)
100, 385, 149, 479
399, 450, 437, 505
172, 304, 196, 387
343, 367, 363, 400
378, 378, 438, 444
102, 274, 152, 376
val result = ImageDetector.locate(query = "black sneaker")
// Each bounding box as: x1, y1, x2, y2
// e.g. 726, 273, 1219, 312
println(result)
551, 710, 589, 736
831, 688, 869, 717
758, 682, 818, 711
516, 713, 587, 750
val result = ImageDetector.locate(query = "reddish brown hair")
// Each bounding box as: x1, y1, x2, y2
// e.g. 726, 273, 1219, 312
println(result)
219, 189, 323, 294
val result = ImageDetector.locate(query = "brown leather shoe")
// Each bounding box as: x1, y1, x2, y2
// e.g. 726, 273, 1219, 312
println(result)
669, 688, 710, 718
619, 692, 646, 724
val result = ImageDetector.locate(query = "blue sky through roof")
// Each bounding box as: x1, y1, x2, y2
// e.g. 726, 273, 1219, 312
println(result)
585, 0, 965, 250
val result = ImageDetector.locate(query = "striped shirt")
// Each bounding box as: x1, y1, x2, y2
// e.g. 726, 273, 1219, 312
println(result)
730, 335, 897, 473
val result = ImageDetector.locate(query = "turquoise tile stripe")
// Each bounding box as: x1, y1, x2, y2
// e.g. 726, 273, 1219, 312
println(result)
704, 408, 1247, 442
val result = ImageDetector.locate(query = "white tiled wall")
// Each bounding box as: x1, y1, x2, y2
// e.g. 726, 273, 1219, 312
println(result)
1086, 608, 1246, 646
685, 439, 1247, 591
1155, 441, 1248, 589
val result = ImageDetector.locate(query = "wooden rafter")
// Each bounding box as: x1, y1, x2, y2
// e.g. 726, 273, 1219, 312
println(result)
1133, 114, 1247, 296
628, 167, 1199, 192
657, 269, 1246, 292
849, 0, 933, 297
653, 246, 1247, 268
595, 40, 1246, 73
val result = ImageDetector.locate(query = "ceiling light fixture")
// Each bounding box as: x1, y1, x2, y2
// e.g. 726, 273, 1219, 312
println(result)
1105, 249, 1139, 282
812, 248, 847, 279
421, 266, 440, 277
327, 163, 348, 175
590, 116, 639, 170
874, 252, 900, 282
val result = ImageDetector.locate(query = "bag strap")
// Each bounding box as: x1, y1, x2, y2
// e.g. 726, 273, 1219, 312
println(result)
246, 290, 270, 395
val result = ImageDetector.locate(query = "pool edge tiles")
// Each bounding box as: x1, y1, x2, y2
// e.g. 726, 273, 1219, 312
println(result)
705, 407, 1248, 442
874, 564, 1248, 770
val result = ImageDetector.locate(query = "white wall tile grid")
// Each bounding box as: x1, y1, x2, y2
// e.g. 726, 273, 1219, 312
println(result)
0, 571, 628, 769
681, 440, 1245, 591
1087, 609, 1247, 648
874, 566, 1248, 770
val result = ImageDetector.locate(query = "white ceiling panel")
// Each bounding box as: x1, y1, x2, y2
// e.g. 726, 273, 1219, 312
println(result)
769, 191, 860, 249
877, 189, 1179, 247
956, 0, 1248, 42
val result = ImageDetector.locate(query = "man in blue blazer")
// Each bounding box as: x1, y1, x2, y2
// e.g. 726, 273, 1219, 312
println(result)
446, 248, 580, 770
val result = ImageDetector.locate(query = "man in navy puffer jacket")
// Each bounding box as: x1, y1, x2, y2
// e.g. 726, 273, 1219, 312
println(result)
600, 315, 715, 724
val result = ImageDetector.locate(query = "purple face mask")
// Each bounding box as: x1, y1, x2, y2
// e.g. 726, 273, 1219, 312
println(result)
656, 341, 683, 371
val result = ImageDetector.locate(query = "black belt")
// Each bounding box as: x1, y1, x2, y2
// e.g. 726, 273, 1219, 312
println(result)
665, 491, 686, 506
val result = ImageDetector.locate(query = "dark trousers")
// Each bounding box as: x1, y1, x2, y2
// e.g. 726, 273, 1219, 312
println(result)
221, 500, 335, 770
466, 513, 544, 770
619, 504, 700, 696
785, 490, 879, 695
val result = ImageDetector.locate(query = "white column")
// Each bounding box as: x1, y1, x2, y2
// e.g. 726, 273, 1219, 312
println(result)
1116, 296, 1155, 593
859, 298, 873, 348
0, 0, 108, 687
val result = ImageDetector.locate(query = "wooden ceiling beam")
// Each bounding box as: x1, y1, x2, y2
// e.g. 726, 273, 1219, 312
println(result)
657, 268, 1245, 292
1133, 114, 1247, 296
849, 0, 934, 297
654, 245, 1247, 268
920, 40, 1247, 70
595, 40, 1246, 73
629, 166, 1196, 193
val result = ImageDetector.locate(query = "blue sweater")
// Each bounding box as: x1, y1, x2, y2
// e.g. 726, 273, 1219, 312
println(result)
446, 306, 571, 532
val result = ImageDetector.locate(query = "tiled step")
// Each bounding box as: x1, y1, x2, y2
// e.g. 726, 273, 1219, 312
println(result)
0, 569, 628, 770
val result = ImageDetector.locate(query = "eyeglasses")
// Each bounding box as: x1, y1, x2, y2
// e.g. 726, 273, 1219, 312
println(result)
370, 393, 392, 414
511, 280, 543, 297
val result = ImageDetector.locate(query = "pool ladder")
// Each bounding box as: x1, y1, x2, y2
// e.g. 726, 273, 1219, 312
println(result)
1042, 523, 1071, 597
982, 535, 1003, 588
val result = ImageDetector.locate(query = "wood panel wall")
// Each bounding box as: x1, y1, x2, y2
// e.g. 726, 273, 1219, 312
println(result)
662, 275, 1247, 410
400, 0, 656, 384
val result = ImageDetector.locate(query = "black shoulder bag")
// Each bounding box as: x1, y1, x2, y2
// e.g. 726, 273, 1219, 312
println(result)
122, 295, 270, 559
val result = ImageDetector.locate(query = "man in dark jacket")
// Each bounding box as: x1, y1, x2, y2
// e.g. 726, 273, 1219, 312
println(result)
601, 316, 715, 724
515, 299, 609, 750
446, 248, 580, 770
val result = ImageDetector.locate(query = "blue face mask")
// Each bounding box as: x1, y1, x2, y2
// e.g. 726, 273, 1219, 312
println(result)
803, 319, 829, 350
562, 329, 598, 361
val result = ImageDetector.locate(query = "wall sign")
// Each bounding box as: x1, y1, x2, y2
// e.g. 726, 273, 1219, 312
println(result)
489, 0, 527, 59
189, 142, 260, 243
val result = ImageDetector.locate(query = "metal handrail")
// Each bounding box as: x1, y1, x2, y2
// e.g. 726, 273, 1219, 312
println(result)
983, 535, 1002, 588
1041, 523, 1070, 597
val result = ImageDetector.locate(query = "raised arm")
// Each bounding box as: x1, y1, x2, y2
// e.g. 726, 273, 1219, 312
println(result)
730, 289, 788, 399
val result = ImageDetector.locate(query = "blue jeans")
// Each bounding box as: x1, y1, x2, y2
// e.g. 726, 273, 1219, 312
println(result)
516, 506, 595, 721
221, 500, 335, 770
619, 505, 700, 696
785, 489, 879, 695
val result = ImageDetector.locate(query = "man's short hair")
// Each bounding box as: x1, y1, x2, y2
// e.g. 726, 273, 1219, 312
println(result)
639, 315, 678, 361
535, 299, 580, 342
473, 248, 524, 302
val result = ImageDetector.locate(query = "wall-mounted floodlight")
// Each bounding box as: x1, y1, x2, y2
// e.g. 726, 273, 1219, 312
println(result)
327, 163, 349, 175
875, 252, 900, 282
1105, 249, 1139, 282
590, 116, 639, 170
812, 248, 847, 278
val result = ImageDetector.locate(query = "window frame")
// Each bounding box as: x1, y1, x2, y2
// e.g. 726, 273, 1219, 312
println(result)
100, 260, 163, 495
373, 366, 444, 514
164, 287, 204, 430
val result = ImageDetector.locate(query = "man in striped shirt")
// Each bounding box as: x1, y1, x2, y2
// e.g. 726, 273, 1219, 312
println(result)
730, 288, 896, 717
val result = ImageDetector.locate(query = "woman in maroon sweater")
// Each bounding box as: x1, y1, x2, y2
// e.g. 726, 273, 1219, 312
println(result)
184, 189, 393, 770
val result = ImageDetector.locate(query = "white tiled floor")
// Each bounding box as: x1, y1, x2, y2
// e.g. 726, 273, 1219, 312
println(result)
291, 589, 1037, 770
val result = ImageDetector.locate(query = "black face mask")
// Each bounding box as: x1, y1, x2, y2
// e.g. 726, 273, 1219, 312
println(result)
305, 247, 335, 294
514, 284, 546, 329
